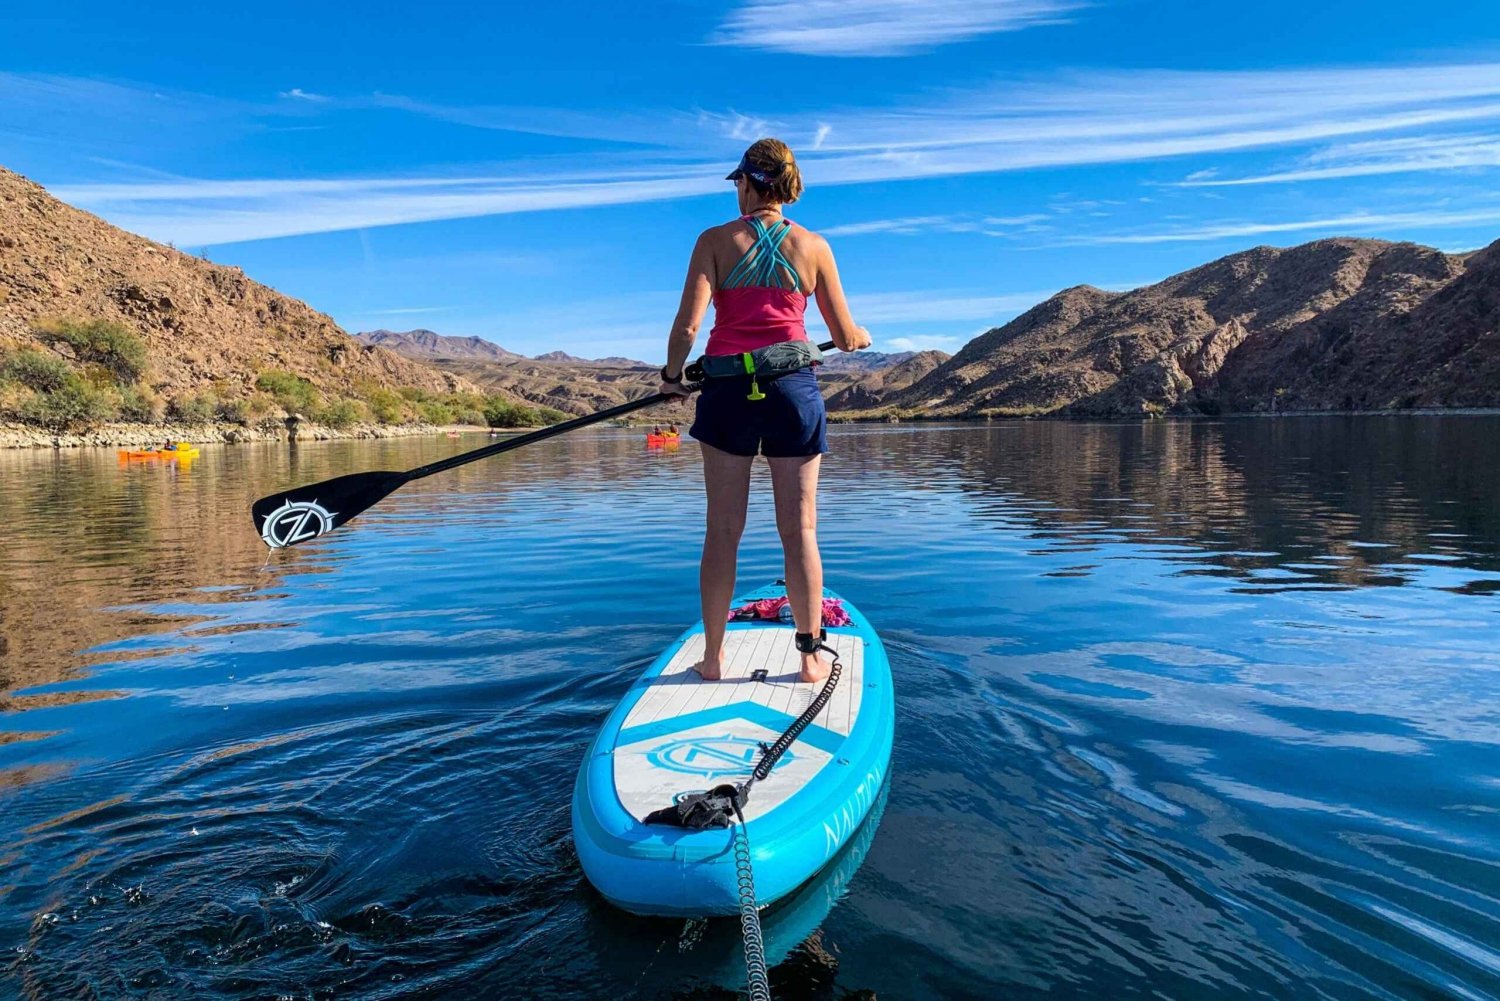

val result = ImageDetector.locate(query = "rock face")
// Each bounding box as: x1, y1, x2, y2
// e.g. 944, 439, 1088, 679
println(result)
0, 167, 471, 404
824, 350, 951, 410
885, 237, 1499, 416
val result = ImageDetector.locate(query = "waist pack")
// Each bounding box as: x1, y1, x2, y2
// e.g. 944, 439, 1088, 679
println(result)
686, 340, 823, 401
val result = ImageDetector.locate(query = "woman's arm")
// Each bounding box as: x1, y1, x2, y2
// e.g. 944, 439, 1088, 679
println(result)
811, 237, 872, 352
660, 232, 715, 392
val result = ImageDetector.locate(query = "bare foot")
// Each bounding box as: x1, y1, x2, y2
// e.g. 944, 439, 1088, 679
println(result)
799, 651, 830, 684
694, 654, 725, 681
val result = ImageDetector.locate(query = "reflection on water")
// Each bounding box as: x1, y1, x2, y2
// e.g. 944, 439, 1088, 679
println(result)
1, 417, 1498, 999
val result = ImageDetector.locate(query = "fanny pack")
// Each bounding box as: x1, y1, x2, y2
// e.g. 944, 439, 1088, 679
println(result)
686, 340, 823, 401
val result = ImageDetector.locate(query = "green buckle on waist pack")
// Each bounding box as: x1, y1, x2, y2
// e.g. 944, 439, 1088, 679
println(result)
742, 353, 766, 401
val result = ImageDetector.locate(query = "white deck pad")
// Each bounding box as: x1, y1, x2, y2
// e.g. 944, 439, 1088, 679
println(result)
612, 626, 865, 824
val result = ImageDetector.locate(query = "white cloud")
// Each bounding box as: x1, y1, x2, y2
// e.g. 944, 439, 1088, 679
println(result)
32, 59, 1500, 245
714, 0, 1083, 56
1177, 133, 1500, 186
279, 88, 328, 102
358, 305, 460, 316
844, 289, 1053, 324
883, 334, 967, 352
1058, 206, 1500, 245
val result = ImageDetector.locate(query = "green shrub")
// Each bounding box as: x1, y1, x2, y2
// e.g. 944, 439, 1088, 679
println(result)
35, 318, 147, 383
363, 387, 406, 424
18, 374, 116, 431
397, 386, 429, 403
167, 392, 218, 423
117, 384, 161, 422
456, 408, 486, 426
536, 406, 567, 425
2, 349, 71, 393
320, 398, 365, 429
417, 401, 455, 425
214, 397, 250, 424
255, 370, 320, 415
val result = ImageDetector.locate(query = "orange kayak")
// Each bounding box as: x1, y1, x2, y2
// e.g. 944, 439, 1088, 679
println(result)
646, 433, 680, 446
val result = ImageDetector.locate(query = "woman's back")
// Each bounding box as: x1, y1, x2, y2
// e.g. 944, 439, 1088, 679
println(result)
704, 213, 821, 356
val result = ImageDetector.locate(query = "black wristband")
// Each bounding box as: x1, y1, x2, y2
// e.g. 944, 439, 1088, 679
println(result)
660, 365, 683, 384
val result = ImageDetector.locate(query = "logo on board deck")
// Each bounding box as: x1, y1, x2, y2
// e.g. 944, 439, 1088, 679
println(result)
260, 500, 336, 548
647, 735, 795, 776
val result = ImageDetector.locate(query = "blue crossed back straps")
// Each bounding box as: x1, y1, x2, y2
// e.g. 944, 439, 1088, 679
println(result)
722, 216, 802, 291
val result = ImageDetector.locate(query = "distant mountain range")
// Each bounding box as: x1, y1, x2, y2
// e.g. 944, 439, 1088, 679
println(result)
871, 236, 1500, 417
354, 330, 648, 368
356, 329, 949, 415
5, 166, 1495, 437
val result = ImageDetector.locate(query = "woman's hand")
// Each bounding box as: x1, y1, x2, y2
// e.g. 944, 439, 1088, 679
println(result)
659, 380, 692, 397
841, 326, 872, 352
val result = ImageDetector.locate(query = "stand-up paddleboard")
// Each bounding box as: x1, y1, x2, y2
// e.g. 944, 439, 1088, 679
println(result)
572, 581, 894, 916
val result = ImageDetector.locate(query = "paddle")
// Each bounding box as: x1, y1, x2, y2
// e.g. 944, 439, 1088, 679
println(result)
252, 341, 837, 549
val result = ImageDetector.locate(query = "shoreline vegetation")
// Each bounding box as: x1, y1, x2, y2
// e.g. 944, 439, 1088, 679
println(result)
0, 318, 568, 448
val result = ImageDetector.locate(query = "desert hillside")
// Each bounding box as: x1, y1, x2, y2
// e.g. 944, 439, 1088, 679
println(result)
881, 237, 1500, 417
0, 167, 523, 435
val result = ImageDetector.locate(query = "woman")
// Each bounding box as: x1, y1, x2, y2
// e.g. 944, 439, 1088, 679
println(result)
659, 138, 871, 684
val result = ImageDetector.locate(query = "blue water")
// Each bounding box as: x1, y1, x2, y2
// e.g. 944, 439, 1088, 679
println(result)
1, 418, 1498, 999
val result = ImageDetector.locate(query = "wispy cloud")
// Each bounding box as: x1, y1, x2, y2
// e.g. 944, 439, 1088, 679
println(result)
1176, 133, 1500, 186
279, 88, 329, 102
883, 334, 966, 352
713, 0, 1084, 56
30, 59, 1500, 245
823, 212, 1052, 237
357, 305, 460, 316
1058, 206, 1500, 245
843, 289, 1053, 325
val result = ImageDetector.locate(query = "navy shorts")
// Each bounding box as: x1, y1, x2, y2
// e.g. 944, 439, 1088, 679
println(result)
690, 368, 828, 458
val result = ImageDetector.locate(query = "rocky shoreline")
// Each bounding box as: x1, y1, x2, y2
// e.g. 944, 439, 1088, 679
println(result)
0, 419, 487, 449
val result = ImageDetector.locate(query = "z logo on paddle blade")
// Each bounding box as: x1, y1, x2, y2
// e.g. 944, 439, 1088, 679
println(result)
259, 500, 337, 548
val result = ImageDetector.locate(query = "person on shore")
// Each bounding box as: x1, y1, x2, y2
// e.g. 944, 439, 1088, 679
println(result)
658, 138, 871, 683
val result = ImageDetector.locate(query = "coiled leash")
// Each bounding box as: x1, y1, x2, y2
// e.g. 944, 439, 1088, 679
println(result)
643, 628, 844, 1001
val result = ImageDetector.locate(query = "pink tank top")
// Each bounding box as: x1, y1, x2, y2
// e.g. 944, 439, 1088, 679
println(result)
705, 215, 809, 357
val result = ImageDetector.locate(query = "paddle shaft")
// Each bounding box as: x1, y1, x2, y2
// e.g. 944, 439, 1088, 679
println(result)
408, 340, 837, 481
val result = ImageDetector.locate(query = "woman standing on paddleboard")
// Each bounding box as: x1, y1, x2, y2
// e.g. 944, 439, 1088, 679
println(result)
659, 138, 871, 684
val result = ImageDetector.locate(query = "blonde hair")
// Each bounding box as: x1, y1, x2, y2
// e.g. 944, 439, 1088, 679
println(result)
742, 137, 803, 204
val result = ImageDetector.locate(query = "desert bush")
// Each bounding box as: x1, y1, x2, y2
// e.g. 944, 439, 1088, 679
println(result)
214, 397, 250, 424
320, 398, 366, 429
117, 384, 163, 422
2, 349, 71, 393
417, 401, 455, 425
35, 318, 147, 383
254, 370, 320, 415
536, 406, 567, 425
456, 408, 486, 426
363, 387, 406, 424
398, 386, 430, 403
167, 393, 218, 423
18, 375, 116, 431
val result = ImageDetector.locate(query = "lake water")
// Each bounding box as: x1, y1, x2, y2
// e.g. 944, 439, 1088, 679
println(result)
2, 418, 1498, 1000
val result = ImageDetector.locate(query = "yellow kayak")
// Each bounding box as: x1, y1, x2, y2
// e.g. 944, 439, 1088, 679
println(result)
117, 443, 199, 460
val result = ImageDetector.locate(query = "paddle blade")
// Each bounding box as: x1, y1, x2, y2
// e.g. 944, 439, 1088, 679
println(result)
252, 470, 410, 549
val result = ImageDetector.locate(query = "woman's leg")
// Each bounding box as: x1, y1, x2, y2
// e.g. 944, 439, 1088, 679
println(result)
698, 442, 754, 680
768, 453, 827, 683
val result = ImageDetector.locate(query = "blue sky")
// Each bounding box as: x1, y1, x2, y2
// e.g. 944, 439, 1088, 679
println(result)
4, 1, 1500, 360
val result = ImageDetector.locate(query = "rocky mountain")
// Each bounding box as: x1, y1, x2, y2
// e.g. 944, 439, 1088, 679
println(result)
824, 350, 951, 410
881, 237, 1500, 417
531, 349, 649, 366
0, 167, 480, 429
371, 330, 945, 415
355, 328, 523, 362
818, 349, 924, 373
